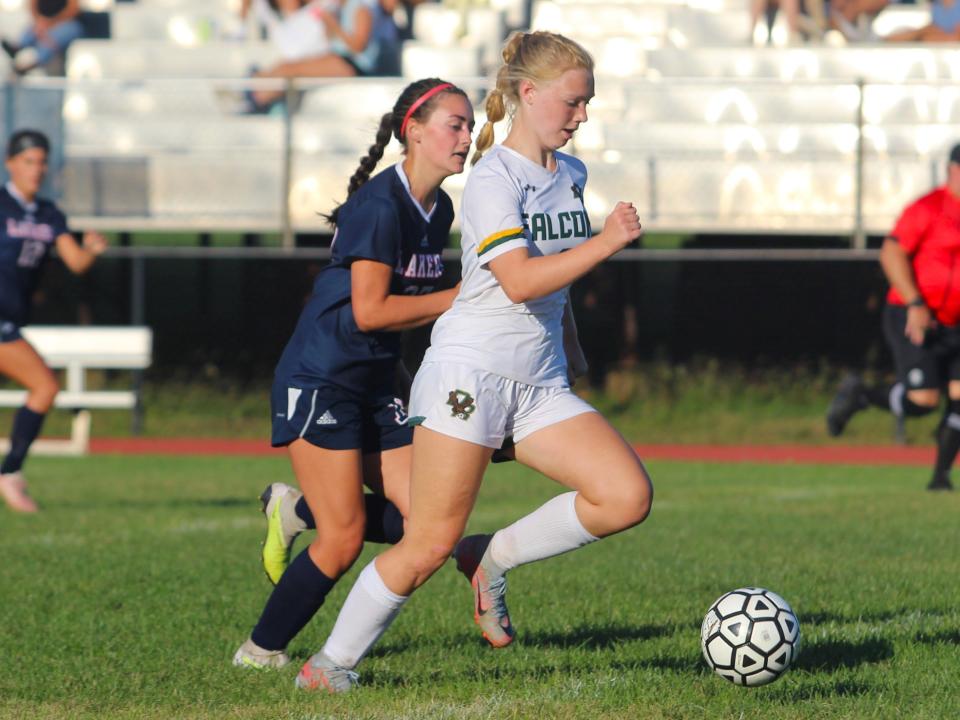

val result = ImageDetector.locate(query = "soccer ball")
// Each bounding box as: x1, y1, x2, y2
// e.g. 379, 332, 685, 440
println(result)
700, 587, 801, 686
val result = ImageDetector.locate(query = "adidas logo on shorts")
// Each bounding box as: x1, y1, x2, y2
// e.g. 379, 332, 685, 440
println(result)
315, 410, 338, 426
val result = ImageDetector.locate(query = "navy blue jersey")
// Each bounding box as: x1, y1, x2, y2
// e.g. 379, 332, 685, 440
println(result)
0, 184, 69, 325
275, 165, 453, 396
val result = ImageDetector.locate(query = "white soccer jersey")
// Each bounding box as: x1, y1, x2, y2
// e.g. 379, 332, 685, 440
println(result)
423, 144, 591, 386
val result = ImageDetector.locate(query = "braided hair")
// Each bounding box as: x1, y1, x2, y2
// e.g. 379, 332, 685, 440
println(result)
472, 31, 594, 166
325, 78, 468, 226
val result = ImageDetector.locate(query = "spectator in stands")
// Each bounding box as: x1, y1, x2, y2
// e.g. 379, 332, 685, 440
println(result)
239, 0, 325, 59
0, 129, 107, 513
750, 0, 803, 43
244, 0, 399, 112
1, 0, 84, 76
240, 0, 304, 24
827, 143, 960, 492
885, 0, 960, 41
829, 0, 889, 41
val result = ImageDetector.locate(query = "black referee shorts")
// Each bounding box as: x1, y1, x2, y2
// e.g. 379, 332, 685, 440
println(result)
883, 304, 960, 390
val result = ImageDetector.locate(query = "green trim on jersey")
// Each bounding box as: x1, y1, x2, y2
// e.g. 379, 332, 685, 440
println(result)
477, 227, 525, 256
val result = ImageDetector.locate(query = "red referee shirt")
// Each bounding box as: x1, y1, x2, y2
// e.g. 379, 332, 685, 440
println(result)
888, 186, 960, 326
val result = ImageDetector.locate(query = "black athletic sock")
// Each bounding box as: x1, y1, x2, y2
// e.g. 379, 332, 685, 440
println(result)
1, 407, 46, 475
874, 382, 936, 417
250, 549, 337, 651
934, 403, 960, 475
294, 493, 404, 544
363, 493, 405, 544
294, 495, 316, 529
864, 384, 894, 410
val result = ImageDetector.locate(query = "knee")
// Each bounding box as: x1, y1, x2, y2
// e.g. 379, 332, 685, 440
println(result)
29, 377, 59, 412
310, 524, 365, 577
401, 535, 457, 581
605, 472, 653, 530
623, 475, 654, 527
907, 388, 939, 409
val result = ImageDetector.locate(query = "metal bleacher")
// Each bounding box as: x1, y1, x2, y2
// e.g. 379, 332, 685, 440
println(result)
1, 0, 958, 240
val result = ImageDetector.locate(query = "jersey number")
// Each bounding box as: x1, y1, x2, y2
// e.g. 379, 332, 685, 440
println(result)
17, 239, 47, 268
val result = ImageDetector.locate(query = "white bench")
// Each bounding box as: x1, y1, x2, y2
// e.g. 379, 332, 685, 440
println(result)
0, 326, 153, 455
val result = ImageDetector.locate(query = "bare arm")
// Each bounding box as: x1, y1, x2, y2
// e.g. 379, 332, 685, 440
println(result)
55, 231, 108, 275
320, 5, 373, 53
879, 236, 932, 345
488, 201, 642, 304
351, 259, 457, 332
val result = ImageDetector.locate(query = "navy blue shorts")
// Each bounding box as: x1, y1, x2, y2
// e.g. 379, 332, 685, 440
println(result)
271, 382, 412, 453
0, 319, 23, 344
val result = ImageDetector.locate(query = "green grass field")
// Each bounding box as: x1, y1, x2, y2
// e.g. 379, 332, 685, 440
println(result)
1, 454, 958, 720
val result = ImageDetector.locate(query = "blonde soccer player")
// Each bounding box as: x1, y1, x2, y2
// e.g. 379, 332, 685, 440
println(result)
294, 31, 652, 692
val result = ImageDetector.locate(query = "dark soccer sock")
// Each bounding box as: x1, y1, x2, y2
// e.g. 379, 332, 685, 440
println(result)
294, 493, 404, 544
294, 495, 316, 529
876, 383, 936, 417
864, 383, 895, 410
934, 402, 960, 475
250, 549, 337, 651
0, 407, 46, 475
363, 493, 405, 544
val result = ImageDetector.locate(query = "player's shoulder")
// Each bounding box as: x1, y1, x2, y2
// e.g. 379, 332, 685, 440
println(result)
555, 151, 587, 182
466, 146, 526, 198
35, 196, 65, 220
341, 169, 402, 219
0, 185, 17, 211
435, 186, 454, 215
901, 187, 945, 223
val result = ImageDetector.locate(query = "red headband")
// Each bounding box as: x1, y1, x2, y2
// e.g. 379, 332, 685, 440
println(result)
399, 83, 454, 140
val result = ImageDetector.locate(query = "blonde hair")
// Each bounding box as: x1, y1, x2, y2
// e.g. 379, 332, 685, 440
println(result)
472, 31, 594, 165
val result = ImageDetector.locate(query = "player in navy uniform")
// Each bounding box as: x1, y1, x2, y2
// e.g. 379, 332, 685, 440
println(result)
233, 78, 475, 670
0, 129, 107, 513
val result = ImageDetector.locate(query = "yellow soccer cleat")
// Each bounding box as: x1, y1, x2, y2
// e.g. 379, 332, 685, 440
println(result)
259, 482, 305, 585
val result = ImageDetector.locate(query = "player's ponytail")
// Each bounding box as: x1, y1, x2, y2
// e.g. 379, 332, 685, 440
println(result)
471, 31, 593, 166
471, 89, 504, 166
325, 78, 467, 227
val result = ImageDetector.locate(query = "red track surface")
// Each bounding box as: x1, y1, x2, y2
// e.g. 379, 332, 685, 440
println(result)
88, 438, 935, 466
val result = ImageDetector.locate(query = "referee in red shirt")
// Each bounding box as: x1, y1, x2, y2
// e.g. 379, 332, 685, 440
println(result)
828, 143, 960, 491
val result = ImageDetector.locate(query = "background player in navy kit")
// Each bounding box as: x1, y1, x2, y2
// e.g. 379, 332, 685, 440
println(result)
0, 129, 107, 513
294, 31, 651, 692
233, 78, 475, 670
828, 143, 960, 491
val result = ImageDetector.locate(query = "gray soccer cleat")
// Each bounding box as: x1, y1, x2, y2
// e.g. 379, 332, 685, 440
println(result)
454, 534, 515, 648
296, 651, 360, 693
0, 472, 38, 513
232, 638, 291, 670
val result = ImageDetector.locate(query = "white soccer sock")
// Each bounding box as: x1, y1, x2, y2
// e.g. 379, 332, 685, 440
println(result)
485, 491, 599, 575
321, 560, 408, 669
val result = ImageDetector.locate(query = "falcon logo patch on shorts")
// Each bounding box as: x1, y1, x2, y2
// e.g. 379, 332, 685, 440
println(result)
446, 389, 476, 420
908, 368, 925, 387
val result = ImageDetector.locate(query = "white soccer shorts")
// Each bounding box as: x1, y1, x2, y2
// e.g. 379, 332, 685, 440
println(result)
408, 361, 596, 448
